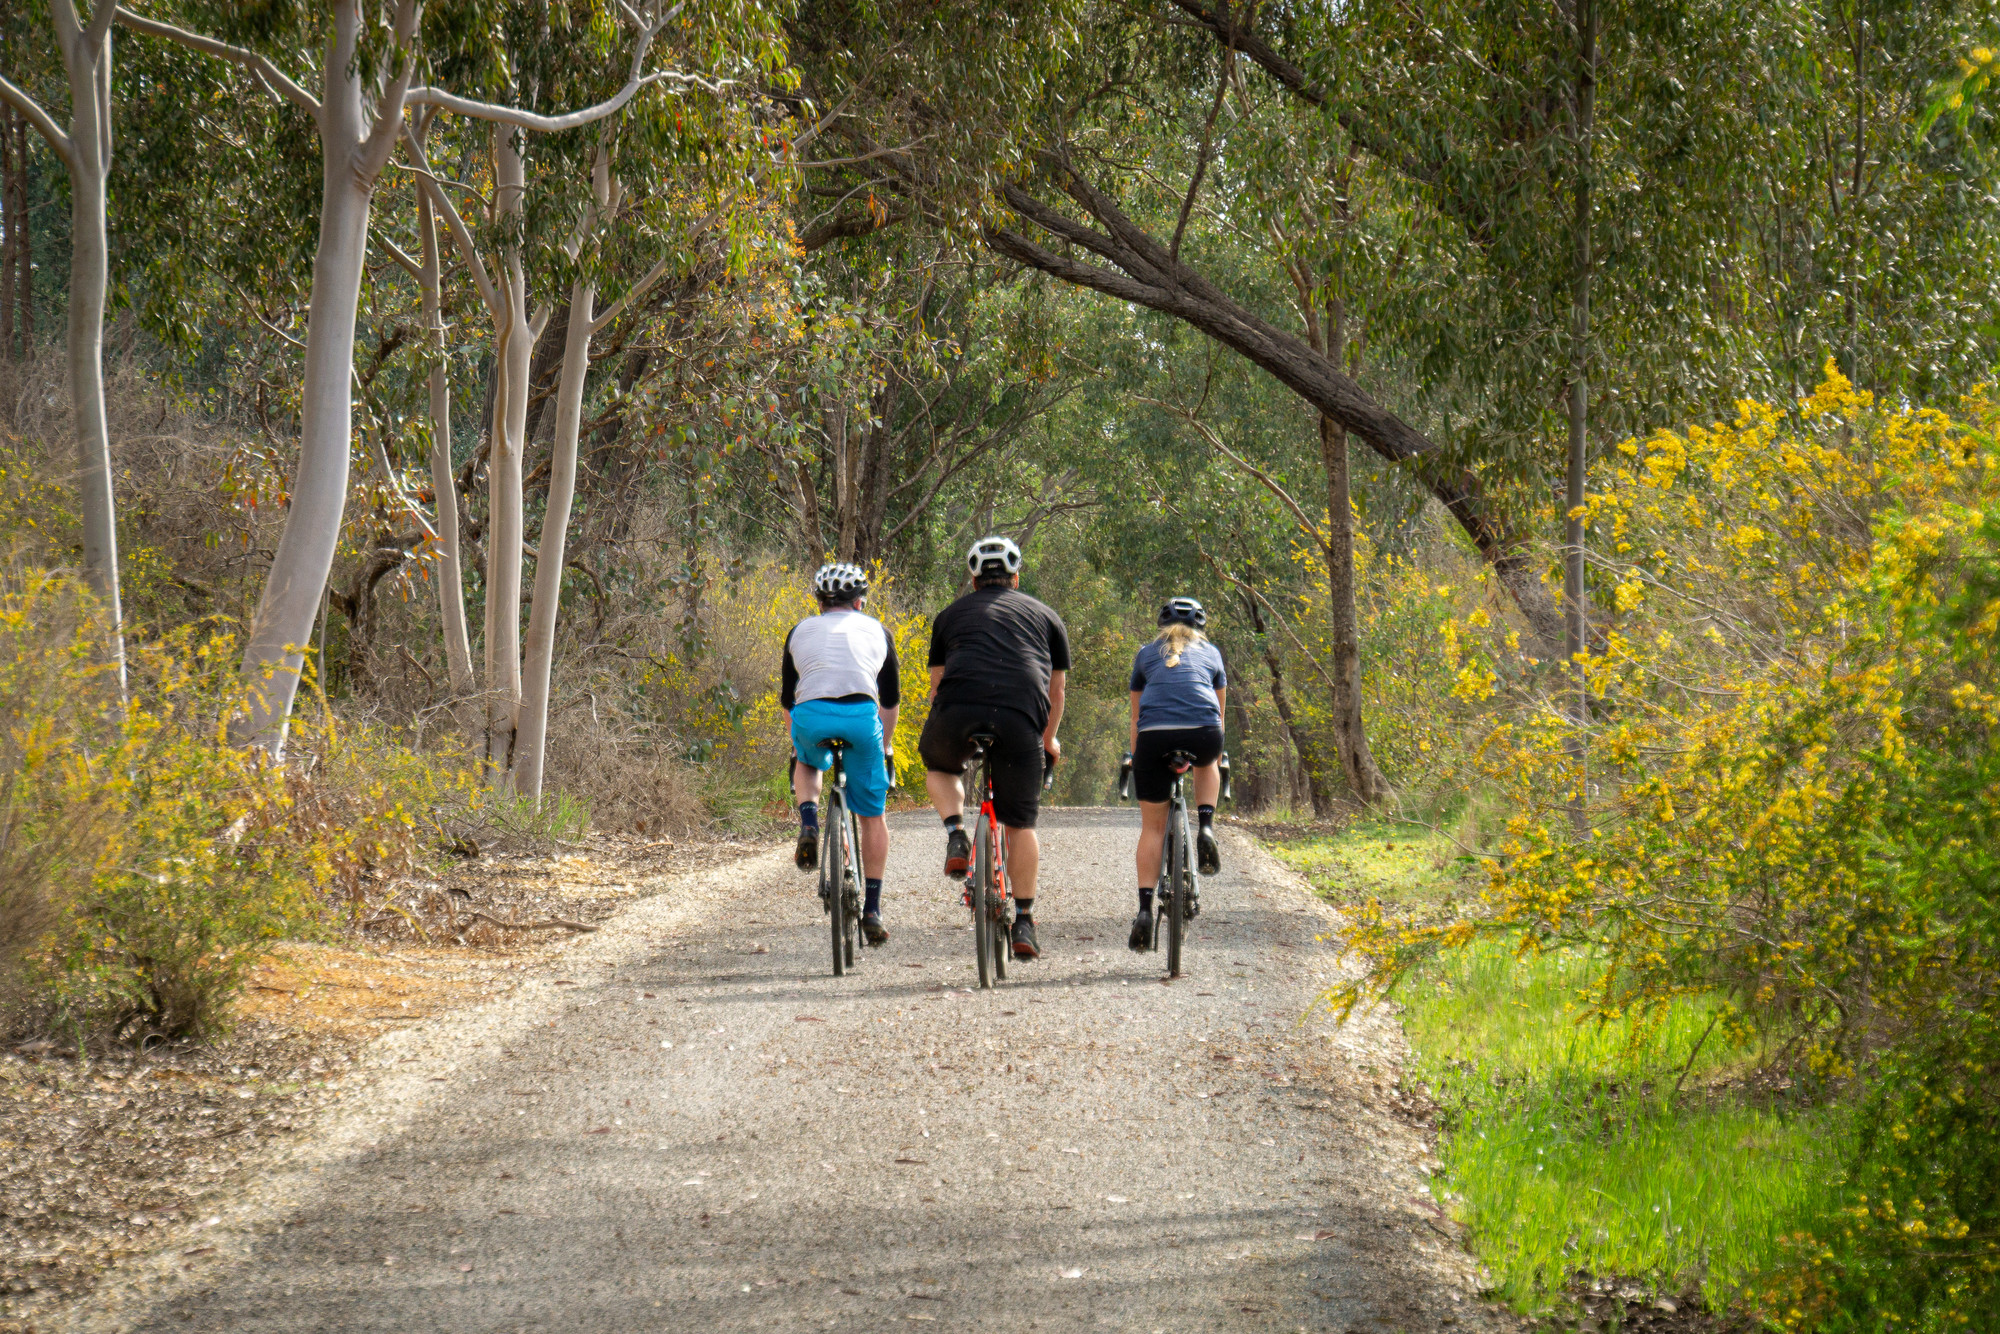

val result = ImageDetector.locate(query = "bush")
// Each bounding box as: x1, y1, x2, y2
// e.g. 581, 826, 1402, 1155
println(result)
0, 576, 488, 1042
1339, 368, 2000, 1323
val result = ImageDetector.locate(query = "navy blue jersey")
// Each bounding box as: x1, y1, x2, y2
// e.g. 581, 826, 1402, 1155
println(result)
1129, 637, 1227, 731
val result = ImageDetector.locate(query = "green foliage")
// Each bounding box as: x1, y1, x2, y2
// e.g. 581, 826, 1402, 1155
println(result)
1274, 827, 1848, 1316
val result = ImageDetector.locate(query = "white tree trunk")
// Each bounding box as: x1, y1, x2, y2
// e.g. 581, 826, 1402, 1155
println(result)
3, 4, 126, 689
416, 186, 476, 709
513, 275, 596, 799
62, 15, 123, 692
195, 0, 419, 751
235, 168, 374, 748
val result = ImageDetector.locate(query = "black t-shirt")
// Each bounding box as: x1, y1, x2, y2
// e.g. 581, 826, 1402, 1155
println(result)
928, 586, 1071, 727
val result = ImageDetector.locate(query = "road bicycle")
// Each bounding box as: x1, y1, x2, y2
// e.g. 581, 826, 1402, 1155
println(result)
961, 730, 1010, 989
959, 733, 1057, 989
1119, 749, 1230, 978
816, 740, 865, 977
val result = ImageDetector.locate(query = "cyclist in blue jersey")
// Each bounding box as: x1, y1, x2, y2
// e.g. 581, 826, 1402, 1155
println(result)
782, 563, 900, 945
1126, 596, 1226, 951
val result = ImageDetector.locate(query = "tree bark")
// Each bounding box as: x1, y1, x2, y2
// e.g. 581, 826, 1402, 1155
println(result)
514, 272, 596, 800
1, 105, 16, 358
1243, 592, 1334, 817
1563, 0, 1597, 826
412, 148, 476, 714
3, 2, 126, 689
482, 124, 537, 772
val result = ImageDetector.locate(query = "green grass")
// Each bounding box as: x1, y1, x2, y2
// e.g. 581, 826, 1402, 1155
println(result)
1267, 822, 1849, 1318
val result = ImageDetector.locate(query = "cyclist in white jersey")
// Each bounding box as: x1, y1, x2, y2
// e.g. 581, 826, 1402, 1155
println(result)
782, 563, 901, 944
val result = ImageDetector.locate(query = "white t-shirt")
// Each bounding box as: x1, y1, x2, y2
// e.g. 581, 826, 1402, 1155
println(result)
781, 608, 900, 707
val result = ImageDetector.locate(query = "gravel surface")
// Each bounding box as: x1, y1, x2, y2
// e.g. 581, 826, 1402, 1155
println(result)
57, 809, 1515, 1333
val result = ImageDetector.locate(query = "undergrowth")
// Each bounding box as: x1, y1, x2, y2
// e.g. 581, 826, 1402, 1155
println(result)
1272, 823, 1845, 1321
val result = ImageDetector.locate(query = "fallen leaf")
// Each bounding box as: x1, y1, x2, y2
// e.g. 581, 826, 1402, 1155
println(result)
795, 1015, 825, 1023
894, 1157, 927, 1165
587, 1126, 611, 1134
458, 1263, 474, 1272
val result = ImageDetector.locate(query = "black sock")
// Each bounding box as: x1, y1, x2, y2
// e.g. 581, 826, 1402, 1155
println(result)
942, 814, 963, 832
1014, 899, 1033, 922
865, 878, 882, 915
1198, 804, 1215, 830
799, 801, 818, 830
1138, 885, 1154, 912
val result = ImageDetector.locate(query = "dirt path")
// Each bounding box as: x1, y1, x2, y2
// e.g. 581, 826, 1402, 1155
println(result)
58, 810, 1509, 1334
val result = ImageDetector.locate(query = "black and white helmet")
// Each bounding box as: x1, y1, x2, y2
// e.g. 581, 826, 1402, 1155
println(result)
812, 562, 869, 604
966, 535, 1023, 581
1159, 596, 1207, 629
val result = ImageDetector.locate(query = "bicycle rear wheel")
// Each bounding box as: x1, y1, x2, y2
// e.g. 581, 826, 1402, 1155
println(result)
826, 790, 848, 977
973, 815, 994, 989
1166, 802, 1188, 978
990, 846, 1008, 982
842, 804, 862, 968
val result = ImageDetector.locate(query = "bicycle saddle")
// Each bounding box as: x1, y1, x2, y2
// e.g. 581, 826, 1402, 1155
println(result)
1165, 749, 1198, 774
966, 728, 998, 758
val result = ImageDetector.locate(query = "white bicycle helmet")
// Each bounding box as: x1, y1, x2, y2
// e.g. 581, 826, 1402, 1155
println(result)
812, 562, 869, 603
966, 535, 1023, 580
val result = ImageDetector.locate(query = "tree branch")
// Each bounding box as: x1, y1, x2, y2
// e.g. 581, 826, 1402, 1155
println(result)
405, 1, 690, 134
114, 6, 322, 119
1138, 397, 1331, 560
0, 75, 73, 168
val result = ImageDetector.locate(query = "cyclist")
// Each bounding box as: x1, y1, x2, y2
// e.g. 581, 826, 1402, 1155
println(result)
782, 562, 900, 945
919, 535, 1070, 961
1126, 596, 1226, 952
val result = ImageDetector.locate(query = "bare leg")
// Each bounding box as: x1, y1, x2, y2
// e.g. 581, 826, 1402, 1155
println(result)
1005, 825, 1040, 903
925, 769, 965, 822
859, 814, 888, 880
1135, 800, 1169, 887
1192, 762, 1220, 807
793, 760, 824, 805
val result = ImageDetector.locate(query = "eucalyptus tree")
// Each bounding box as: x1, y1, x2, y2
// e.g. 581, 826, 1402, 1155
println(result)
0, 0, 127, 689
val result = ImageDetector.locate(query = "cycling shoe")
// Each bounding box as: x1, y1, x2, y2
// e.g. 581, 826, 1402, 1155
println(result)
860, 912, 889, 946
1196, 827, 1221, 876
1128, 909, 1152, 952
795, 826, 818, 872
943, 827, 971, 880
1010, 916, 1040, 960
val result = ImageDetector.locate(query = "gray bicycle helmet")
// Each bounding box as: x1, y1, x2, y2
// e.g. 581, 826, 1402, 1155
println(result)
1159, 596, 1207, 629
813, 562, 869, 603
966, 535, 1023, 580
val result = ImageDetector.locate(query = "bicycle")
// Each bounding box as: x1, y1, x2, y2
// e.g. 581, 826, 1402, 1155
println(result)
1119, 749, 1230, 978
815, 740, 865, 977
961, 730, 1010, 989
958, 733, 1057, 989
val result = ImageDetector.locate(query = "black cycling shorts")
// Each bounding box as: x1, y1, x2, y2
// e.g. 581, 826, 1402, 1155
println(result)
1132, 725, 1224, 803
920, 702, 1047, 829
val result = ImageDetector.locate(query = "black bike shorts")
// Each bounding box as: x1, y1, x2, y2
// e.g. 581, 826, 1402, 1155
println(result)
920, 702, 1047, 829
1132, 725, 1224, 804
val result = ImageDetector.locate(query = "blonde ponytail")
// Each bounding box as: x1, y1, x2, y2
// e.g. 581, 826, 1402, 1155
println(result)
1156, 622, 1203, 668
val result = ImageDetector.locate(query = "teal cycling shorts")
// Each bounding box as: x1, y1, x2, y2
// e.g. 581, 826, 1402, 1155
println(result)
790, 697, 890, 817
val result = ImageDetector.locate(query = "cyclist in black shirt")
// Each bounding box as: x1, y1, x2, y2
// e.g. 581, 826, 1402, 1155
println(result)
918, 536, 1070, 960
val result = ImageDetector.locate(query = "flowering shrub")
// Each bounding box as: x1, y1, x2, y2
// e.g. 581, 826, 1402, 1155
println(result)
1336, 367, 2000, 1321
0, 578, 480, 1041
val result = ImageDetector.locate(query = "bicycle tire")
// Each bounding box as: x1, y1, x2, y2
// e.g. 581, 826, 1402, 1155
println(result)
1166, 799, 1188, 978
973, 811, 994, 989
843, 803, 862, 969
826, 788, 848, 977
991, 846, 1008, 982
1151, 798, 1172, 954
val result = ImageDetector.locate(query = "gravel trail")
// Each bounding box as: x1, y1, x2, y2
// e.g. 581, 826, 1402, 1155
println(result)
66, 809, 1507, 1334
